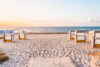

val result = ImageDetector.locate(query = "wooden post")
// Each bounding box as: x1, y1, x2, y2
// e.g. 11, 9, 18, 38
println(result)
75, 30, 77, 43
69, 30, 75, 40
69, 31, 71, 40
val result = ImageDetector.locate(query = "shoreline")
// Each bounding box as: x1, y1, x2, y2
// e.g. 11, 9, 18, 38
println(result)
28, 32, 68, 34
27, 32, 89, 34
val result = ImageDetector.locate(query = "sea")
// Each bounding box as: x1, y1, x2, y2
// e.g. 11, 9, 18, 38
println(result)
15, 27, 100, 33
1, 27, 100, 33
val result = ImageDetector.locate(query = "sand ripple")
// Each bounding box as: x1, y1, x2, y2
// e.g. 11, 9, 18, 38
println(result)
0, 34, 99, 67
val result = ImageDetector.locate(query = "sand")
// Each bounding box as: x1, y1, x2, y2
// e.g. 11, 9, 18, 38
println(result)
0, 34, 100, 67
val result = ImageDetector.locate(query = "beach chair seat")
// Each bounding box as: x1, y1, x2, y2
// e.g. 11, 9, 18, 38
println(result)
75, 30, 86, 43
77, 33, 85, 40
19, 31, 25, 40
19, 33, 25, 40
69, 30, 75, 40
4, 34, 12, 42
4, 30, 13, 42
19, 31, 28, 40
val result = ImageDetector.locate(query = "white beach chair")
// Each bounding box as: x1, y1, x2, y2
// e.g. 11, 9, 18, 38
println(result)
75, 30, 86, 43
4, 34, 12, 42
4, 31, 14, 42
89, 31, 94, 40
19, 31, 27, 40
91, 30, 100, 48
69, 30, 75, 40
0, 31, 4, 39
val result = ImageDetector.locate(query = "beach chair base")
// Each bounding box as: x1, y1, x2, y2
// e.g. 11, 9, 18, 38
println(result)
69, 37, 74, 40
0, 37, 4, 39
75, 40, 86, 43
4, 40, 12, 42
75, 35, 86, 43
19, 38, 25, 40
92, 44, 100, 48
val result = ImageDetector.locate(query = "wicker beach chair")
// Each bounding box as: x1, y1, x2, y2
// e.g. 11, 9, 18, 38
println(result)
4, 30, 14, 42
91, 30, 100, 48
69, 30, 75, 40
0, 51, 9, 62
19, 31, 27, 40
89, 52, 100, 67
75, 30, 86, 43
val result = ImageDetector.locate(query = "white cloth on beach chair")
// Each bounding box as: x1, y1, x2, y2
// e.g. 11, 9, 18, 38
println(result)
71, 32, 75, 38
95, 33, 100, 38
95, 33, 100, 44
77, 33, 85, 40
77, 36, 85, 40
95, 40, 100, 44
20, 33, 24, 38
5, 34, 12, 40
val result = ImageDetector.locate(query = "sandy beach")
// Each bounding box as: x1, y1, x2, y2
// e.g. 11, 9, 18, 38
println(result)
0, 34, 100, 67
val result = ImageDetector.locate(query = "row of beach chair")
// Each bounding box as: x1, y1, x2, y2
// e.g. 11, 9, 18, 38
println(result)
0, 30, 27, 42
69, 30, 100, 48
1, 29, 100, 48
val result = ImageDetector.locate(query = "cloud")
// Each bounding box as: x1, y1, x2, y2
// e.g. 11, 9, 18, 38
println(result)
87, 17, 100, 23
79, 16, 100, 26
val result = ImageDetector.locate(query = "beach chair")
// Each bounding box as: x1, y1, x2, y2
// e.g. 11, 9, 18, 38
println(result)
69, 30, 75, 40
89, 52, 100, 67
0, 31, 4, 39
0, 51, 9, 62
4, 31, 13, 42
91, 30, 100, 48
19, 31, 27, 40
75, 30, 86, 43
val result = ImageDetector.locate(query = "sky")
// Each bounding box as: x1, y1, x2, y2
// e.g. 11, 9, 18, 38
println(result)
0, 0, 100, 27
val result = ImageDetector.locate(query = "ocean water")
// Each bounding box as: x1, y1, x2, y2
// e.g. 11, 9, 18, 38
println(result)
16, 27, 100, 33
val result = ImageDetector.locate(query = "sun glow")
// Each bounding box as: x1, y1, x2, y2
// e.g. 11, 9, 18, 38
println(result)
0, 0, 100, 26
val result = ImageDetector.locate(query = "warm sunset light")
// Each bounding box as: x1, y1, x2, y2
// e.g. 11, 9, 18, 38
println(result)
0, 0, 100, 67
0, 0, 100, 26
